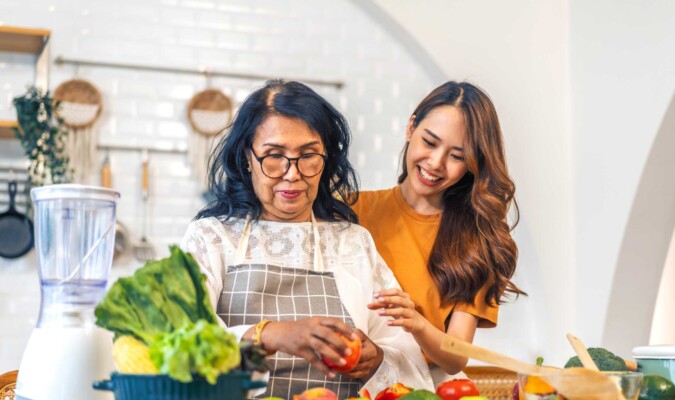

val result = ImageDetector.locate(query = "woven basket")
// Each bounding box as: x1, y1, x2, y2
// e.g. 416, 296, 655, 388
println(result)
464, 366, 517, 400
187, 88, 233, 136
53, 78, 103, 129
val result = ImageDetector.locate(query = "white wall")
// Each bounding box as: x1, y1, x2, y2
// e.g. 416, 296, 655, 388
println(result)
570, 0, 675, 357
651, 226, 675, 344
371, 0, 571, 364
0, 0, 435, 373
373, 0, 675, 364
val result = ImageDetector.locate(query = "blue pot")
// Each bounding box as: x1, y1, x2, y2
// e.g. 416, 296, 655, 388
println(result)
93, 371, 266, 400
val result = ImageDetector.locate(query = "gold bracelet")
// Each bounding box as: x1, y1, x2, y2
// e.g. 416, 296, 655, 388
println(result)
253, 319, 271, 346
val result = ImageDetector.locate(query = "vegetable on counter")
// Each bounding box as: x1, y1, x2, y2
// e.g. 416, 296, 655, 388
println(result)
375, 383, 413, 400
293, 387, 338, 400
563, 347, 628, 371
95, 245, 218, 343
639, 374, 675, 400
398, 389, 440, 400
94, 245, 246, 384
435, 379, 480, 400
149, 319, 240, 384
112, 335, 158, 374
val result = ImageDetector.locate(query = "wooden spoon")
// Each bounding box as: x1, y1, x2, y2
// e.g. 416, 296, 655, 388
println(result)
566, 333, 626, 400
441, 336, 619, 400
566, 333, 600, 370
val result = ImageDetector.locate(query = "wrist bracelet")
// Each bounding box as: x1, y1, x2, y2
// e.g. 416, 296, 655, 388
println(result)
253, 319, 271, 346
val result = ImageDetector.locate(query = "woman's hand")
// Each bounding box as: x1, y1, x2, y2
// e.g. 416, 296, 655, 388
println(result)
367, 288, 427, 335
261, 317, 358, 378
341, 329, 383, 381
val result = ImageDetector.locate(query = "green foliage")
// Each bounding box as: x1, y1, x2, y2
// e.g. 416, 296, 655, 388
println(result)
150, 320, 241, 384
94, 246, 218, 343
564, 347, 628, 371
12, 86, 71, 186
95, 246, 240, 384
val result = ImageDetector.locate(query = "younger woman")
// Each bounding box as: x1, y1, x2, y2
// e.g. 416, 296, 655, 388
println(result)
354, 81, 526, 377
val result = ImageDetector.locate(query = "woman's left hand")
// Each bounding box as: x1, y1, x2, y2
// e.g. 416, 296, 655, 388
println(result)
367, 288, 427, 335
340, 329, 383, 380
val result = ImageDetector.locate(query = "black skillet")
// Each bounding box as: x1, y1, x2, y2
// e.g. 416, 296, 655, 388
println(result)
0, 181, 34, 259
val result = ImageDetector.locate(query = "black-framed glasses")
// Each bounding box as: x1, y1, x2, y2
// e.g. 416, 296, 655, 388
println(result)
250, 148, 327, 178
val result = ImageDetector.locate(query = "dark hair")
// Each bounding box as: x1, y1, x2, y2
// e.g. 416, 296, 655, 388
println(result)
399, 81, 526, 306
197, 80, 359, 223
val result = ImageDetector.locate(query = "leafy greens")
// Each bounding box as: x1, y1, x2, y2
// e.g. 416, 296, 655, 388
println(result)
95, 245, 238, 383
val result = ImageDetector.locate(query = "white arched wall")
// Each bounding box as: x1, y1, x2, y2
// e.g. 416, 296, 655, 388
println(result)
603, 92, 675, 356
651, 226, 675, 344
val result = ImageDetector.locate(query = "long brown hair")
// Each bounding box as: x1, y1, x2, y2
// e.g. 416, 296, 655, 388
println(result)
398, 81, 526, 306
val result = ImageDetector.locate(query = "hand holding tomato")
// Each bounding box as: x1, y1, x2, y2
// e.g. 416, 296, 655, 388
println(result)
339, 329, 384, 380
435, 379, 480, 400
261, 317, 357, 378
321, 333, 362, 372
367, 288, 426, 334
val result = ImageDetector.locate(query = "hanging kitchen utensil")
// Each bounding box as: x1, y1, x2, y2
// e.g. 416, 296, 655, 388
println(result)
100, 153, 130, 262
53, 78, 103, 184
0, 181, 34, 259
133, 149, 156, 262
187, 87, 233, 191
441, 336, 618, 400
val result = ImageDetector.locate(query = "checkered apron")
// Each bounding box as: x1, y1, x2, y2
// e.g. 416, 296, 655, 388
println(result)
219, 214, 361, 399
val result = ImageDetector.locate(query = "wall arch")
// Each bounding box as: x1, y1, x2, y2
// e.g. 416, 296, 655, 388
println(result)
604, 92, 675, 357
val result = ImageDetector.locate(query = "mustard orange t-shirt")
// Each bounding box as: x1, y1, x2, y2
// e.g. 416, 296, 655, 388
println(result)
352, 186, 498, 332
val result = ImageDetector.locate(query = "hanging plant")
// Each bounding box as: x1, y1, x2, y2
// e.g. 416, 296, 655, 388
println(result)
13, 86, 72, 186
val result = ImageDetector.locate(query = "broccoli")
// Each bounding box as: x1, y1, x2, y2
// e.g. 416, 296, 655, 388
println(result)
564, 347, 628, 371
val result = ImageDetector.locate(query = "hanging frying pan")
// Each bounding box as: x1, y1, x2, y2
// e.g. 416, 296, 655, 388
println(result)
0, 181, 34, 259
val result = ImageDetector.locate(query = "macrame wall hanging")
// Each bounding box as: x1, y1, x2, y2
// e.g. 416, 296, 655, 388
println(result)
53, 78, 102, 184
187, 87, 233, 191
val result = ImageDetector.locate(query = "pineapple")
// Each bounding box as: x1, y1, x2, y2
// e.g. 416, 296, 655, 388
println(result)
112, 335, 158, 374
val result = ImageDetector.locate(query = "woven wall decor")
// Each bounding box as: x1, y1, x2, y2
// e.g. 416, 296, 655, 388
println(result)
53, 78, 103, 184
187, 88, 233, 190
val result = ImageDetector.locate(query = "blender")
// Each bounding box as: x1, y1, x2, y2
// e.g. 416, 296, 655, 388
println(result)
16, 184, 119, 400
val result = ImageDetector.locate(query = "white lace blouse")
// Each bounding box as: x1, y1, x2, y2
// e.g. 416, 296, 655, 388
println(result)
181, 216, 435, 394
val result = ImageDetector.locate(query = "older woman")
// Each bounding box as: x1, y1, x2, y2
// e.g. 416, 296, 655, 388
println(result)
181, 80, 433, 399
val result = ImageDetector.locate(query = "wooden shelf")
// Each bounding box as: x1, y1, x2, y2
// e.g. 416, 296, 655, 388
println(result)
0, 26, 51, 53
0, 120, 19, 140
0, 25, 51, 140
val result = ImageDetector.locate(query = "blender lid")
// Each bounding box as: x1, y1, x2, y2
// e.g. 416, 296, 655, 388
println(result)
632, 344, 675, 358
31, 184, 120, 203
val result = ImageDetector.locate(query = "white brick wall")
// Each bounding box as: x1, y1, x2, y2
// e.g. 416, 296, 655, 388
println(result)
0, 0, 434, 372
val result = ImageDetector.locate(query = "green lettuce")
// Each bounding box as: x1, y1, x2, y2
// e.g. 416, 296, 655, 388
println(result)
95, 245, 239, 383
150, 320, 241, 384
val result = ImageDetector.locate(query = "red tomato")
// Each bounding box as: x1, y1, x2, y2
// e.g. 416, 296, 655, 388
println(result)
374, 383, 412, 400
321, 334, 362, 372
435, 379, 480, 400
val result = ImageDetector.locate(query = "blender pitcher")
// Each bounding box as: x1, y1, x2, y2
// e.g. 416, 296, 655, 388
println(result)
16, 184, 119, 400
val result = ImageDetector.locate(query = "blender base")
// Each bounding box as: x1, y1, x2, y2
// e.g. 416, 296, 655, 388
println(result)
16, 326, 115, 400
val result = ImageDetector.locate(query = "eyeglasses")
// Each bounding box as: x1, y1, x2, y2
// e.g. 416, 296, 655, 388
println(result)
250, 148, 327, 178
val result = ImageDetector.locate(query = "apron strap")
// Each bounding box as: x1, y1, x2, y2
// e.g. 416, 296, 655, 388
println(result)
311, 212, 324, 272
234, 215, 253, 265
234, 213, 324, 272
